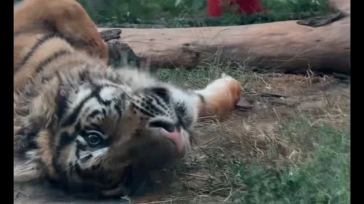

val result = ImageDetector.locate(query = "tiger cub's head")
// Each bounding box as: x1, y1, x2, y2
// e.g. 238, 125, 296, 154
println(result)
14, 68, 203, 197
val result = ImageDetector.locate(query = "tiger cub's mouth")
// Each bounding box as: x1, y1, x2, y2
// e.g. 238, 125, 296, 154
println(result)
148, 120, 185, 156
158, 127, 184, 154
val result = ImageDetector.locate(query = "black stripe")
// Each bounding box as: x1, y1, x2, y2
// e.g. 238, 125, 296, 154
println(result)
114, 100, 123, 120
153, 95, 170, 111
60, 86, 102, 127
95, 94, 112, 106
144, 96, 163, 116
133, 104, 154, 118
147, 87, 171, 104
102, 108, 107, 117
58, 132, 75, 149
35, 49, 71, 73
154, 97, 170, 115
57, 75, 125, 124
56, 88, 68, 120
89, 110, 101, 118
81, 154, 92, 162
84, 124, 103, 133
134, 99, 158, 117
138, 94, 169, 117
143, 87, 171, 111
14, 34, 60, 72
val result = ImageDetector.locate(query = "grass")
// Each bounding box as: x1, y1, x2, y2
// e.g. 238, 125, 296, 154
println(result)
77, 0, 334, 27
230, 118, 350, 204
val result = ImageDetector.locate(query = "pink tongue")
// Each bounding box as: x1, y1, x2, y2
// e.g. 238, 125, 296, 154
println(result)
159, 128, 183, 154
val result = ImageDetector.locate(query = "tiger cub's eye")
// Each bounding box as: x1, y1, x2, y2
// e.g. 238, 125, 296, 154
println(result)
85, 130, 104, 146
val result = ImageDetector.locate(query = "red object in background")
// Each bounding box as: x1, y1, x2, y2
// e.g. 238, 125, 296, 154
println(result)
208, 0, 267, 17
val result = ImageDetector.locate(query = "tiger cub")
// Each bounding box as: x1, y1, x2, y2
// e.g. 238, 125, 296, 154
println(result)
14, 0, 205, 198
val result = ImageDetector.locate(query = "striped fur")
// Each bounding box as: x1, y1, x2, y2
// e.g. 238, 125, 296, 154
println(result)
14, 0, 205, 198
14, 0, 109, 92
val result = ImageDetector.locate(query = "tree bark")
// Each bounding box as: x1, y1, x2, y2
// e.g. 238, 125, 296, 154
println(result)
98, 0, 350, 74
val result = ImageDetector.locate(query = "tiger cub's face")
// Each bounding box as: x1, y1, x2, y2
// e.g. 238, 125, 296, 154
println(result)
48, 77, 200, 196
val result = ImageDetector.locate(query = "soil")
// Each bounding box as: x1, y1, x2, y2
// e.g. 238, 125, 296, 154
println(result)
14, 73, 350, 204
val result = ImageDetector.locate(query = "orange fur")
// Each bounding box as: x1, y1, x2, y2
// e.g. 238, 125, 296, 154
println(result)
195, 73, 243, 121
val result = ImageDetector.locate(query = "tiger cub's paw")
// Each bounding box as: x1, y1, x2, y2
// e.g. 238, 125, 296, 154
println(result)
107, 40, 145, 69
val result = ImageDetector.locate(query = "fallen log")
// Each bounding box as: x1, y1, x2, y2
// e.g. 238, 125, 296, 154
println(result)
98, 0, 350, 74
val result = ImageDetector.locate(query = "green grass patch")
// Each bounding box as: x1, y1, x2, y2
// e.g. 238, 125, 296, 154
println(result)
77, 0, 334, 27
230, 116, 350, 204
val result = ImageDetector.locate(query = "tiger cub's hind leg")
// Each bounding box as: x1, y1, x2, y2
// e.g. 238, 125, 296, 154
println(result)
15, 0, 111, 63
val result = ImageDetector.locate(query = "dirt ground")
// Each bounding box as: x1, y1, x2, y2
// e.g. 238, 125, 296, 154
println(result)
14, 73, 350, 204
